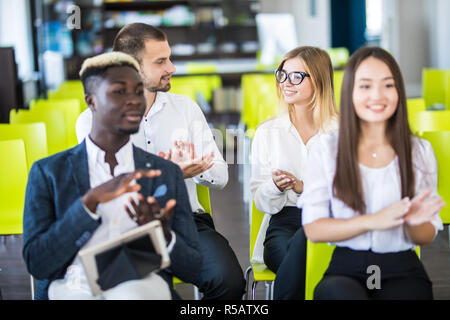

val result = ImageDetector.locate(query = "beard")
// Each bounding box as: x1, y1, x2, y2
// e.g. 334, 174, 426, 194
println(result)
148, 82, 170, 92
118, 127, 140, 135
142, 73, 171, 92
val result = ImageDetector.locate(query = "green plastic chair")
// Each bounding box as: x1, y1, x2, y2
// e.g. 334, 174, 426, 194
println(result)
31, 99, 80, 148
0, 140, 28, 235
304, 241, 336, 300
0, 123, 48, 171
196, 184, 211, 214
446, 72, 450, 110
422, 68, 449, 109
407, 98, 427, 130
171, 75, 222, 103
10, 109, 67, 155
305, 242, 419, 299
240, 73, 276, 132
422, 131, 450, 225
186, 62, 217, 74
334, 70, 344, 109
48, 80, 88, 112
244, 201, 276, 300
326, 47, 350, 69
409, 110, 450, 134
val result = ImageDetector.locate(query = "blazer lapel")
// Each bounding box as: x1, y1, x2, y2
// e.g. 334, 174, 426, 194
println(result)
68, 141, 91, 197
133, 145, 154, 197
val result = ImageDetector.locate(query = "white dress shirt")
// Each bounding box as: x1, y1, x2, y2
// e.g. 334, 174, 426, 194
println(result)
298, 132, 444, 253
76, 91, 228, 212
48, 137, 175, 298
249, 112, 337, 263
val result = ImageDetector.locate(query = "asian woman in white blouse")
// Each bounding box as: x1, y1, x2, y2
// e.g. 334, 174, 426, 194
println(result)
250, 46, 338, 299
299, 46, 445, 300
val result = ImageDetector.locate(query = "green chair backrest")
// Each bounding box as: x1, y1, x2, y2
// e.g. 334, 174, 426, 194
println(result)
250, 201, 265, 259
0, 140, 28, 235
407, 98, 427, 130
31, 99, 80, 148
196, 184, 211, 215
241, 73, 277, 131
422, 131, 450, 224
10, 109, 67, 155
171, 75, 222, 103
326, 47, 349, 68
305, 241, 335, 300
333, 70, 344, 109
48, 80, 88, 112
446, 72, 450, 110
186, 62, 217, 74
304, 241, 421, 300
422, 68, 449, 109
0, 123, 48, 171
410, 110, 450, 134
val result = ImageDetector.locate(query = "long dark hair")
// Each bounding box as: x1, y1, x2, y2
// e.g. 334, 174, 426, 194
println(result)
333, 46, 414, 214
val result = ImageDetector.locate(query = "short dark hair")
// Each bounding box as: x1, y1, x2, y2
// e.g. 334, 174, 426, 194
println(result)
113, 23, 167, 63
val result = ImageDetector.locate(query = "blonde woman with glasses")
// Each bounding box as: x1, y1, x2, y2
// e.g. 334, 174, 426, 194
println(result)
250, 46, 338, 299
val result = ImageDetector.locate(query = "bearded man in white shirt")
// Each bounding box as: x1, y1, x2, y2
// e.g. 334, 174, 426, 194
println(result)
75, 23, 245, 300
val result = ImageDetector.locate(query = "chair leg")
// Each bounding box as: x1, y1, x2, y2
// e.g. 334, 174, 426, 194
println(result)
251, 281, 258, 300
243, 266, 253, 300
30, 275, 35, 300
265, 281, 274, 300
193, 285, 201, 300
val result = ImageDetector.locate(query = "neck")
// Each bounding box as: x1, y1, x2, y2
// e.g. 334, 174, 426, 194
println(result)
290, 102, 315, 128
89, 127, 130, 157
359, 121, 389, 147
144, 89, 157, 116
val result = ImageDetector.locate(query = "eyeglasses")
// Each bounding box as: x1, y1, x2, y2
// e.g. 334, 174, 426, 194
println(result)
275, 70, 310, 85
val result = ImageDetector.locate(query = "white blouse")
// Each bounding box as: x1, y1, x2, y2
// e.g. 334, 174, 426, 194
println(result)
298, 132, 444, 253
250, 112, 337, 262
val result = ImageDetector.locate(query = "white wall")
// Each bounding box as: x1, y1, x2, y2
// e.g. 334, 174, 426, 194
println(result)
381, 0, 429, 97
381, 0, 450, 97
0, 0, 35, 80
260, 0, 331, 49
427, 0, 450, 69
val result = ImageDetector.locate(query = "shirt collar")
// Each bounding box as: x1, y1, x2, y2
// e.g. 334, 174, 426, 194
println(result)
146, 91, 169, 118
85, 135, 134, 173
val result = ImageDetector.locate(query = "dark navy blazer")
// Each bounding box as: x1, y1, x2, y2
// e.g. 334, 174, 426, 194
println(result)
22, 141, 202, 299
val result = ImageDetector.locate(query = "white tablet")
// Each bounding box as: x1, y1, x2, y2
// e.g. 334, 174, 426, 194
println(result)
78, 220, 170, 296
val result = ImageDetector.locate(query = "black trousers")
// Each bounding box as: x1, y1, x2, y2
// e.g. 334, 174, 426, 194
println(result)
263, 206, 307, 299
314, 246, 433, 300
193, 213, 246, 300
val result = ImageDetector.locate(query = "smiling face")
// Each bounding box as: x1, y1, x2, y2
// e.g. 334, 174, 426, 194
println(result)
88, 65, 146, 136
138, 39, 176, 93
279, 57, 314, 106
352, 56, 399, 125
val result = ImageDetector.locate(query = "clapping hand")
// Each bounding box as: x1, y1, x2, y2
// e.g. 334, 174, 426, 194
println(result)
125, 194, 176, 242
82, 169, 162, 213
272, 169, 303, 194
158, 141, 214, 179
404, 189, 445, 226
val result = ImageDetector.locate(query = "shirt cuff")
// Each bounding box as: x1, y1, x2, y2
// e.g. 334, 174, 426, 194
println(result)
82, 203, 100, 221
166, 231, 176, 253
194, 170, 218, 187
267, 178, 284, 195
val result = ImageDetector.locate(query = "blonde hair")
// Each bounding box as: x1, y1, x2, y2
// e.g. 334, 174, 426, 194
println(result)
276, 46, 338, 130
79, 51, 140, 78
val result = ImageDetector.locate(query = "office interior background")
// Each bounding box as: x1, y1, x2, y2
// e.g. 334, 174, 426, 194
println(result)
0, 0, 449, 300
